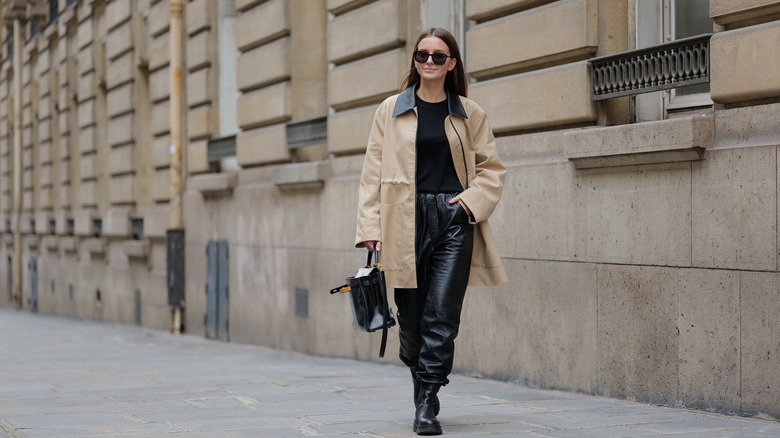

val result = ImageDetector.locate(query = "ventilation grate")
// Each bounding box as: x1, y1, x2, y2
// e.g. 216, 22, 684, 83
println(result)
286, 117, 327, 149
207, 135, 236, 163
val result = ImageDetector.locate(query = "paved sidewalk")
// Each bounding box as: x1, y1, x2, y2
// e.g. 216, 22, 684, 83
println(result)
0, 307, 778, 437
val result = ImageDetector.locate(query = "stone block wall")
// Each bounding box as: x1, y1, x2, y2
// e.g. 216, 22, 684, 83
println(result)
0, 0, 173, 330
235, 0, 292, 166
326, 0, 420, 155
1, 0, 780, 419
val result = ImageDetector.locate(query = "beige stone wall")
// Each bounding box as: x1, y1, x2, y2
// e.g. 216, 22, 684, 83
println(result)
235, 0, 291, 166
711, 0, 780, 28
453, 115, 780, 413
184, 0, 216, 173
326, 0, 420, 155
1, 0, 780, 419
466, 0, 603, 132
710, 21, 780, 104
0, 0, 172, 330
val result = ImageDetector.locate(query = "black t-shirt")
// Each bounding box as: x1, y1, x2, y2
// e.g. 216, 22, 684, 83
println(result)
415, 94, 463, 193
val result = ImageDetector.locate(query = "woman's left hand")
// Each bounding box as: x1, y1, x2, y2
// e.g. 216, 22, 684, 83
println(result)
449, 195, 472, 217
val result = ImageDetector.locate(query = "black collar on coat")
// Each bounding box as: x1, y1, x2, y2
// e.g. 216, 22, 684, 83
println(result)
391, 83, 468, 119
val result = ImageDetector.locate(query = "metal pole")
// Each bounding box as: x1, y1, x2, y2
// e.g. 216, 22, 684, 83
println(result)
169, 0, 184, 333
12, 18, 22, 310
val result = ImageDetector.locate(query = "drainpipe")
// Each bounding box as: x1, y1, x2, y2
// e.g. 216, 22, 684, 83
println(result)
12, 17, 22, 310
169, 0, 184, 334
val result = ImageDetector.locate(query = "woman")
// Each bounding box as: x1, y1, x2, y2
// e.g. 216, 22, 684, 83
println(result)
355, 27, 507, 435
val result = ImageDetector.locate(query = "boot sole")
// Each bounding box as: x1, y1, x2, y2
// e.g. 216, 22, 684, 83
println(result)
413, 420, 442, 435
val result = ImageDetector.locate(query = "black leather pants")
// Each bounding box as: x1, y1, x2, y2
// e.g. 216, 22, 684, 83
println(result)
395, 193, 474, 386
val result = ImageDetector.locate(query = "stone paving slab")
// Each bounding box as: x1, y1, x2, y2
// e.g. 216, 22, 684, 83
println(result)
1, 307, 778, 437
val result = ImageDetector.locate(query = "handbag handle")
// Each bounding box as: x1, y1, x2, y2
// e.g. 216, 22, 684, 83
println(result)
366, 249, 380, 267
330, 250, 381, 295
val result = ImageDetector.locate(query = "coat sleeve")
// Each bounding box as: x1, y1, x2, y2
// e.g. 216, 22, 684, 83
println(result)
457, 109, 506, 224
354, 102, 387, 248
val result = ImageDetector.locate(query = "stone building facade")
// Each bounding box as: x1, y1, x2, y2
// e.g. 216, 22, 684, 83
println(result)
1, 0, 779, 418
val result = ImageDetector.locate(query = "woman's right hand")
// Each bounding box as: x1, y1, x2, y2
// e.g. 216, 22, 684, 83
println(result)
364, 240, 382, 252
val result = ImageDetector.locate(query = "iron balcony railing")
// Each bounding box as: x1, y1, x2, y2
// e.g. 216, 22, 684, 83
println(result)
589, 33, 711, 100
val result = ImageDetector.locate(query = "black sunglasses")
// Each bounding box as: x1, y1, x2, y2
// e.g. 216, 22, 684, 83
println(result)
413, 50, 452, 65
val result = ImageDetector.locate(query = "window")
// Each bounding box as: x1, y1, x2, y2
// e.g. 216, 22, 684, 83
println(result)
30, 19, 39, 39
632, 0, 713, 121
49, 0, 59, 23
673, 0, 712, 40
212, 0, 240, 172
669, 0, 711, 99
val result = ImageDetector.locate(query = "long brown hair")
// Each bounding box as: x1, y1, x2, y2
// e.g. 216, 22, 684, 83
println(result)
400, 28, 467, 97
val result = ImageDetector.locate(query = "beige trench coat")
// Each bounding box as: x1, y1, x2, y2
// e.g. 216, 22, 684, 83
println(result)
355, 85, 508, 289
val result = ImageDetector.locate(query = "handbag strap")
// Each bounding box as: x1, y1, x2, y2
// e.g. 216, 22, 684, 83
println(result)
373, 249, 390, 358
329, 284, 349, 294
379, 290, 389, 357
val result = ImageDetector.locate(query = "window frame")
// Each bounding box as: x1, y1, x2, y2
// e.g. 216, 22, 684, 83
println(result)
665, 0, 713, 113
630, 0, 713, 122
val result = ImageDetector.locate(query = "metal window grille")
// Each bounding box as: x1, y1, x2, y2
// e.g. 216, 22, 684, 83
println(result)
589, 33, 711, 101
286, 116, 327, 149
207, 135, 236, 163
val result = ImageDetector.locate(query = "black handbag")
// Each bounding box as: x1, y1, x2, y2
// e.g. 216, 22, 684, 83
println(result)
330, 250, 396, 357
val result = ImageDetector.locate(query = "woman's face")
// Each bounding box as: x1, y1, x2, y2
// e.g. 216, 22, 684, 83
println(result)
414, 36, 456, 84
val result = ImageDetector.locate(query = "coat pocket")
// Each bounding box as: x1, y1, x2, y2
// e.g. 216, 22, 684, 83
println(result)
380, 178, 411, 205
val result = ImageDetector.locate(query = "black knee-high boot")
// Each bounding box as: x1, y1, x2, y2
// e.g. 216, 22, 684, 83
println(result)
411, 368, 439, 415
414, 382, 442, 435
